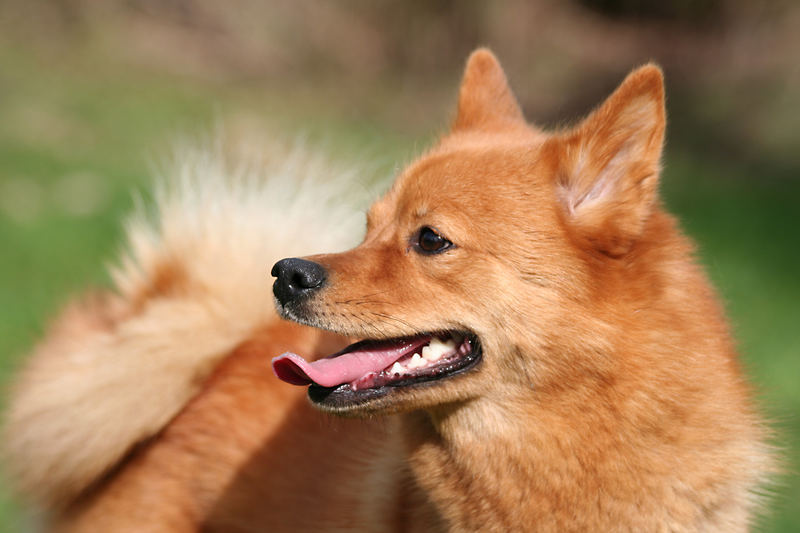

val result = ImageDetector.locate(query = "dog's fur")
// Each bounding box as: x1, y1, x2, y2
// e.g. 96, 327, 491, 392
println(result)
2, 142, 367, 513
4, 50, 773, 532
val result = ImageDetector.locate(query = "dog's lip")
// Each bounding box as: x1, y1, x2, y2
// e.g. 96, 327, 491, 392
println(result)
272, 331, 479, 394
307, 335, 482, 410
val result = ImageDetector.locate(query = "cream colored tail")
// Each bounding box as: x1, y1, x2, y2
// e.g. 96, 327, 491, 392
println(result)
2, 139, 369, 508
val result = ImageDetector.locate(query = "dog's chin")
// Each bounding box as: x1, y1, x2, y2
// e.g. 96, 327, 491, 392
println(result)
305, 333, 483, 415
274, 298, 321, 329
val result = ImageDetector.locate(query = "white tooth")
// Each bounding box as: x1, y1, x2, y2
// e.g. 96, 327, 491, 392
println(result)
409, 353, 425, 368
428, 338, 446, 356
426, 338, 454, 360
421, 345, 436, 361
390, 362, 404, 376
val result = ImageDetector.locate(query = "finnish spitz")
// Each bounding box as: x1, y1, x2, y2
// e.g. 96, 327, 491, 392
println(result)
4, 50, 773, 532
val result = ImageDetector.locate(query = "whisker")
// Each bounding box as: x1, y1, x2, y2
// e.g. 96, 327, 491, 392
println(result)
369, 312, 415, 331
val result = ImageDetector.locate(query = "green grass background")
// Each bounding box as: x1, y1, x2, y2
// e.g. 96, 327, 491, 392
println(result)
0, 46, 798, 532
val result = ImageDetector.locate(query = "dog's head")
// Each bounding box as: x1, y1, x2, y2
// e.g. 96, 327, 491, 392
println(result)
272, 49, 666, 416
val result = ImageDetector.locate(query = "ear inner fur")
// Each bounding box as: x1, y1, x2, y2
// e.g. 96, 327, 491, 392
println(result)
554, 64, 666, 257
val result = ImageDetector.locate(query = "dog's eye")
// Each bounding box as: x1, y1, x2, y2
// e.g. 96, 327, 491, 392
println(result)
416, 226, 453, 254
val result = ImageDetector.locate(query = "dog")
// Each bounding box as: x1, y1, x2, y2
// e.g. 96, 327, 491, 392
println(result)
4, 49, 773, 532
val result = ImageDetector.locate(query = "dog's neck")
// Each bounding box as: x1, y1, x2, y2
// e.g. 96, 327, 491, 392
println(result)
402, 390, 635, 531
400, 363, 764, 532
401, 396, 557, 530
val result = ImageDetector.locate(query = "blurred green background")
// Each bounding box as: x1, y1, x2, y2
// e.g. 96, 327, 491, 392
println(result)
0, 1, 797, 531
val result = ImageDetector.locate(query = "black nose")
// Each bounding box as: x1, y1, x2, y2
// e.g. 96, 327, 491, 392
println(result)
271, 258, 327, 306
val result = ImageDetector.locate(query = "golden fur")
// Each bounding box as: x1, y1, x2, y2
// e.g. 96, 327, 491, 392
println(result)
4, 50, 773, 532
3, 142, 366, 510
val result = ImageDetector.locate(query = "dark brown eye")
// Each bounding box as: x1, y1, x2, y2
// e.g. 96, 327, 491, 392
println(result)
416, 226, 453, 254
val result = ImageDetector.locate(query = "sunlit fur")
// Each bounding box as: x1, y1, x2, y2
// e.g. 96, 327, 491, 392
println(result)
4, 50, 774, 532
2, 141, 366, 509
288, 50, 775, 529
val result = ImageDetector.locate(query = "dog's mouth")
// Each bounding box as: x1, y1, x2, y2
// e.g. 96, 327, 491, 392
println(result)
271, 331, 481, 409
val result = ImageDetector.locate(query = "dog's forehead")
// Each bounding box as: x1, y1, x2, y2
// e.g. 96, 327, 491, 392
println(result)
402, 145, 532, 187
394, 142, 548, 208
367, 138, 549, 232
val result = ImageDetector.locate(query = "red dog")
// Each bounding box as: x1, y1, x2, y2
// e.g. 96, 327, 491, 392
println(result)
5, 49, 774, 532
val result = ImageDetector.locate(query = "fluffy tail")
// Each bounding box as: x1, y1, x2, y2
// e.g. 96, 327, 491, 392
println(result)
2, 139, 369, 508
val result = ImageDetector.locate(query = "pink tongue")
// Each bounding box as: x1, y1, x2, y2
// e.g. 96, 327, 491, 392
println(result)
272, 337, 429, 388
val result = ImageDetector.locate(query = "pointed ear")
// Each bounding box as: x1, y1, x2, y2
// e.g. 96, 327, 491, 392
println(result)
452, 48, 526, 132
553, 64, 666, 257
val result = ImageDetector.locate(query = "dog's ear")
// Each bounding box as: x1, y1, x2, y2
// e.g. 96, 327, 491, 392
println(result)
550, 64, 665, 257
452, 48, 526, 132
